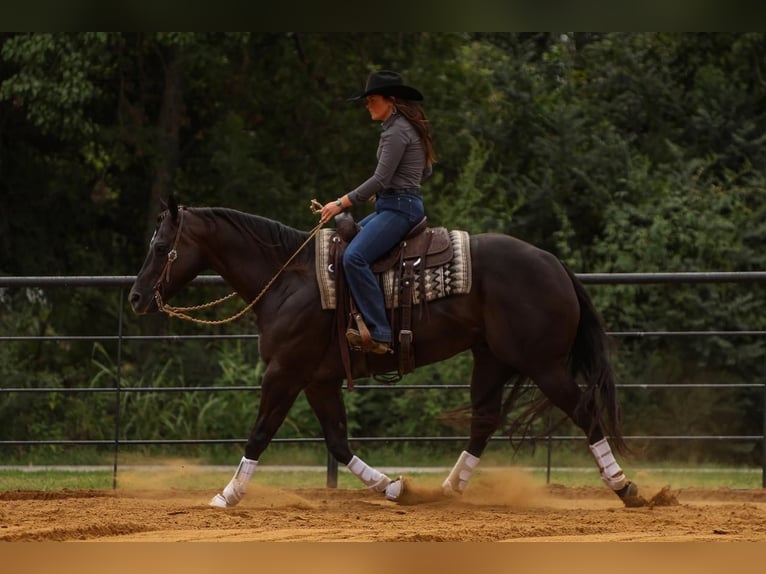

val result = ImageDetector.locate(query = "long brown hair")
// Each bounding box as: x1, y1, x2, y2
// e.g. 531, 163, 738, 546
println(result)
391, 98, 437, 167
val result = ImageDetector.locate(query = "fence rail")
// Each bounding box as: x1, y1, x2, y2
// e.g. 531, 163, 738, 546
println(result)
1, 273, 765, 488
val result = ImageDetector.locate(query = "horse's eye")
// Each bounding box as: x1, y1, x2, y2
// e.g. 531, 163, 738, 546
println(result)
154, 243, 168, 254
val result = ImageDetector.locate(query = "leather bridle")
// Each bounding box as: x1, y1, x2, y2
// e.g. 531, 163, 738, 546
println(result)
153, 206, 186, 312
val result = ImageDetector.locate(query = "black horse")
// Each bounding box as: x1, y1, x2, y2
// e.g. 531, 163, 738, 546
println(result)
129, 196, 640, 507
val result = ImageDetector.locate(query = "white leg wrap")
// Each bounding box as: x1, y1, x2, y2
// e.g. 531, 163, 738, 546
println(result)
589, 438, 627, 490
209, 456, 258, 508
384, 478, 403, 501
347, 455, 391, 492
442, 450, 480, 493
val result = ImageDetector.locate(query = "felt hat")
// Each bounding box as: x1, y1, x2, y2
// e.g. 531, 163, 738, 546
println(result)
348, 70, 424, 101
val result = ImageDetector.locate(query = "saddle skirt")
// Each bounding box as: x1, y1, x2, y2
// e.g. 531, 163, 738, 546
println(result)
315, 226, 472, 310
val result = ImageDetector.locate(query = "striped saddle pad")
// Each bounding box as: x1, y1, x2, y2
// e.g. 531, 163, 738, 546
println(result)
315, 227, 472, 310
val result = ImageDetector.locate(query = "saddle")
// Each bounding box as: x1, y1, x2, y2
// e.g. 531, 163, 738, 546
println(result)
330, 212, 453, 382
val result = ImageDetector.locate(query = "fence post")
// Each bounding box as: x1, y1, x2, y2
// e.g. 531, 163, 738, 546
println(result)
112, 288, 125, 490
545, 410, 553, 484
762, 349, 766, 488
326, 450, 338, 488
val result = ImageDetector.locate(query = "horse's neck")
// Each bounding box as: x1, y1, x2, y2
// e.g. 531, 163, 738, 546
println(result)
198, 210, 311, 297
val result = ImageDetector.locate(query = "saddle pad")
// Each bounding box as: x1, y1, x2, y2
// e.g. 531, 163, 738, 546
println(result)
315, 228, 472, 310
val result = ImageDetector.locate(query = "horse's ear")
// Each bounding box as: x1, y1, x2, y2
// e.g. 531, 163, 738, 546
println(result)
167, 194, 179, 221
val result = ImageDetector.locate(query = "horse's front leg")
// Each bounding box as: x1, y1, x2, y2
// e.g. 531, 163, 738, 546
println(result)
209, 363, 303, 508
303, 380, 401, 500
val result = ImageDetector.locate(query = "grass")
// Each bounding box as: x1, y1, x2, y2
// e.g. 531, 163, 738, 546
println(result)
0, 463, 762, 492
2, 442, 762, 491
532, 466, 763, 490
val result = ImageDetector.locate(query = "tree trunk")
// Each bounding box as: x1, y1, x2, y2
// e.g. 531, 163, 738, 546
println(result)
145, 47, 184, 243
140, 46, 184, 337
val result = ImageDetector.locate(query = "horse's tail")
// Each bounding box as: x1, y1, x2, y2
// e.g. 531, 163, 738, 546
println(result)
563, 264, 627, 455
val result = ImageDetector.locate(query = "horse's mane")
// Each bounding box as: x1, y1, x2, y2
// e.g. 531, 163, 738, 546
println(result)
191, 207, 313, 265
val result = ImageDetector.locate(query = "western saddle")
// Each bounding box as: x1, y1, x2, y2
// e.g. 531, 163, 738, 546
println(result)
329, 212, 453, 383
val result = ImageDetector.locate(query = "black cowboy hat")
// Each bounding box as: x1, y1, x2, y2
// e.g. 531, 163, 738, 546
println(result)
348, 70, 424, 101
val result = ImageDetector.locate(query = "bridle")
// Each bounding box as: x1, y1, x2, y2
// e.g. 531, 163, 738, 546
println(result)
153, 206, 186, 301
152, 206, 224, 317
152, 205, 324, 325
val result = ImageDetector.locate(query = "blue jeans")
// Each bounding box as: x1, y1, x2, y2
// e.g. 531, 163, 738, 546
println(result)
342, 193, 425, 342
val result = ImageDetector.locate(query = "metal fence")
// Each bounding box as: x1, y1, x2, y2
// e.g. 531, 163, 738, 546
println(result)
1, 273, 765, 488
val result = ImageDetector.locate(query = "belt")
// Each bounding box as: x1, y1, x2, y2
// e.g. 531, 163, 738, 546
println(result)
381, 187, 421, 196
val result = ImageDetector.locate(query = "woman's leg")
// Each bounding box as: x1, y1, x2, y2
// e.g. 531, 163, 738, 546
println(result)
343, 209, 413, 342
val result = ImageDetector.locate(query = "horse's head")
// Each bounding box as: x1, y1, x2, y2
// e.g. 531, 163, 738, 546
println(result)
129, 195, 205, 314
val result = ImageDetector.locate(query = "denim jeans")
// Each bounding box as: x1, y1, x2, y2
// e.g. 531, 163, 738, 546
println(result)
342, 193, 425, 342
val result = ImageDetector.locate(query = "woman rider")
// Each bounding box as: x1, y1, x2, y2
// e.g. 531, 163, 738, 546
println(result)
319, 70, 436, 354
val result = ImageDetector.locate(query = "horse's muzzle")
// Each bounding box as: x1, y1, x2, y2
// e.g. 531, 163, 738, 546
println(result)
128, 287, 158, 314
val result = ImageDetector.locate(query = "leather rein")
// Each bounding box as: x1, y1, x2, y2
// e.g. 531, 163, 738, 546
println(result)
153, 206, 324, 325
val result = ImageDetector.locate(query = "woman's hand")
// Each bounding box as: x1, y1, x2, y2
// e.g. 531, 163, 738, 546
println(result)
319, 199, 344, 224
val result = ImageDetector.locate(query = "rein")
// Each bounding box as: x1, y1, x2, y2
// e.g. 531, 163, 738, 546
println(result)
154, 206, 325, 325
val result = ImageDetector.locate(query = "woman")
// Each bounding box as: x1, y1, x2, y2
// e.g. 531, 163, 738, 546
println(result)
319, 70, 436, 354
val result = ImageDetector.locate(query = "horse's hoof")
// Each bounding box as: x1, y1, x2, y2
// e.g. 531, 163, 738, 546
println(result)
441, 486, 461, 498
384, 477, 403, 501
616, 481, 648, 507
209, 493, 230, 508
616, 481, 639, 499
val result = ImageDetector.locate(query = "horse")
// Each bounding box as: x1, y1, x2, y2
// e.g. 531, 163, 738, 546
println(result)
129, 195, 641, 508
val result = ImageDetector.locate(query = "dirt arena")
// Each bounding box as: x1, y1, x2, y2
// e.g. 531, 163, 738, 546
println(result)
2, 469, 766, 542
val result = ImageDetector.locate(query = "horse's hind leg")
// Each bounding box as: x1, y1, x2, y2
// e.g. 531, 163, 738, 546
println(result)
303, 380, 398, 499
443, 343, 511, 494
532, 363, 638, 502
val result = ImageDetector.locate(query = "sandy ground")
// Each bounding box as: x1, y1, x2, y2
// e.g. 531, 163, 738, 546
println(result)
2, 470, 766, 542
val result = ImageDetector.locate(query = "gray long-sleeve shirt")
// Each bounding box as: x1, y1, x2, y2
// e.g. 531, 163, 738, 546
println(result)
347, 113, 432, 205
